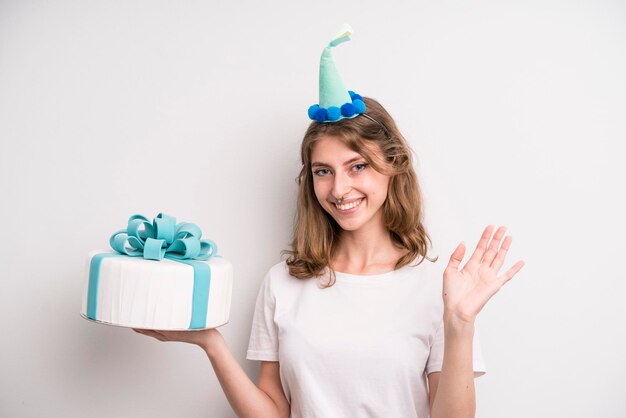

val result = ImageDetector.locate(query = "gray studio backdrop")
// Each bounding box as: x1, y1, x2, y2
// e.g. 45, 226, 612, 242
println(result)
1, 1, 625, 417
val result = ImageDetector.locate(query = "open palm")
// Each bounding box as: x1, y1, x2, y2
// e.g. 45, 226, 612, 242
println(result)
443, 225, 525, 323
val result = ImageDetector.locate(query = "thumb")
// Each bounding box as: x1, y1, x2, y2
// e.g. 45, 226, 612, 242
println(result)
447, 241, 466, 272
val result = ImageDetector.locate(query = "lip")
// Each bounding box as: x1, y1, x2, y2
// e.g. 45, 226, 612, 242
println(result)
333, 197, 364, 214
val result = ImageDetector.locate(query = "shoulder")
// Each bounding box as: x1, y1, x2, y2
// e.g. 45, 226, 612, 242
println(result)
259, 260, 314, 316
263, 260, 313, 294
264, 260, 291, 286
267, 260, 290, 277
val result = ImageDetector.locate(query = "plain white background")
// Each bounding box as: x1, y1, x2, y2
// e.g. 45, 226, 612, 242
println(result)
1, 1, 625, 417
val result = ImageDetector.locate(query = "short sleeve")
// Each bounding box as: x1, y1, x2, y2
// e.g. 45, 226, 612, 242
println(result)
426, 320, 487, 378
246, 272, 279, 361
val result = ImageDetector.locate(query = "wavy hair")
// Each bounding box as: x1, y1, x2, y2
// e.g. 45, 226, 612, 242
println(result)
282, 97, 438, 288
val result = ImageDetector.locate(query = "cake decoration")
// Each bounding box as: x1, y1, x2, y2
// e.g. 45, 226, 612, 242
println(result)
109, 213, 218, 261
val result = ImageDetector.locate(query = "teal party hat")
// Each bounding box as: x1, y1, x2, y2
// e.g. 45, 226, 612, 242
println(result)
308, 23, 366, 122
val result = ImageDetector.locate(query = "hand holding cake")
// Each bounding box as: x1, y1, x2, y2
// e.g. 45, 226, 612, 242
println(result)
133, 327, 224, 353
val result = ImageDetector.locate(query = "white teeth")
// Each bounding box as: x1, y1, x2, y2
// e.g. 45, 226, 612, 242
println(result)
336, 198, 363, 211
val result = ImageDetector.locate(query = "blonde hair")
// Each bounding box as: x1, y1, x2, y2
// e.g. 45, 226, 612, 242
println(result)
282, 97, 437, 287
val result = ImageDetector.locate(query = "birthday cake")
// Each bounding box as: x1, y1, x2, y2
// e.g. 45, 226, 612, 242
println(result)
80, 213, 233, 330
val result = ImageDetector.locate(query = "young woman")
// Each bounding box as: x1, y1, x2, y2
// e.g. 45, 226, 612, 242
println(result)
134, 96, 524, 418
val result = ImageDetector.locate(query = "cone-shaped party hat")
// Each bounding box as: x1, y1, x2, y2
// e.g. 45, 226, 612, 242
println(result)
308, 23, 366, 123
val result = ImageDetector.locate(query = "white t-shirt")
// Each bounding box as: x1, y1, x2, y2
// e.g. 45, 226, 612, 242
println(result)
246, 258, 486, 418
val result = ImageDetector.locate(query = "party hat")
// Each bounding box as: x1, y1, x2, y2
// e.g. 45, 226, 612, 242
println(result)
307, 23, 366, 122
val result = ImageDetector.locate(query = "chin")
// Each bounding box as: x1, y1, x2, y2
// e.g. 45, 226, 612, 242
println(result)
332, 216, 368, 232
335, 222, 359, 232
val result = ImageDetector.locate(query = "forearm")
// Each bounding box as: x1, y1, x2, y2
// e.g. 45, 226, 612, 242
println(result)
430, 314, 477, 418
202, 330, 281, 418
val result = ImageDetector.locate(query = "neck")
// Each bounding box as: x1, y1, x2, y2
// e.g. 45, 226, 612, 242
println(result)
331, 211, 405, 273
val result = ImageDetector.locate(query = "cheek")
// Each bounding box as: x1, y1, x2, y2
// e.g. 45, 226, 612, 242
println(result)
312, 179, 326, 202
366, 177, 390, 201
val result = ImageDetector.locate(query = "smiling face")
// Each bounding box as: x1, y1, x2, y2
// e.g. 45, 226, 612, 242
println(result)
310, 135, 391, 233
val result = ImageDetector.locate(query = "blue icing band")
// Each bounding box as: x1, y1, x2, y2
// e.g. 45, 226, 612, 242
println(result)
177, 259, 211, 329
87, 253, 127, 320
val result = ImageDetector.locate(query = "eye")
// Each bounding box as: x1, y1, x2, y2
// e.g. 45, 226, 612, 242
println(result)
352, 163, 368, 172
313, 168, 331, 176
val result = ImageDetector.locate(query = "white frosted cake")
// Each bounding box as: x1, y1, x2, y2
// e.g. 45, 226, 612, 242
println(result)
81, 213, 233, 330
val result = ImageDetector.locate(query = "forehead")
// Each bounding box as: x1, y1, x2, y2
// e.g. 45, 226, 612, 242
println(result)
310, 135, 362, 164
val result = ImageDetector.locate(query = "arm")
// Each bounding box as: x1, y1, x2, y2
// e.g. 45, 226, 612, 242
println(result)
427, 371, 440, 412
429, 315, 476, 418
431, 225, 525, 418
134, 328, 289, 418
203, 329, 290, 418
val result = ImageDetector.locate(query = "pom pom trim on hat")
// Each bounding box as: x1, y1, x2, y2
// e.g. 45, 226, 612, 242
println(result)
308, 90, 367, 122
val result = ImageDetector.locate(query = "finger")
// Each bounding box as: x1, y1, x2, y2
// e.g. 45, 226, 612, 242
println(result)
446, 241, 466, 273
490, 235, 512, 272
498, 260, 525, 285
150, 330, 169, 341
135, 329, 168, 342
482, 226, 507, 265
467, 225, 495, 266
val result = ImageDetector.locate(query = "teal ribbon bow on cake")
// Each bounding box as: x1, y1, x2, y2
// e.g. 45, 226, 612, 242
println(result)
109, 213, 218, 261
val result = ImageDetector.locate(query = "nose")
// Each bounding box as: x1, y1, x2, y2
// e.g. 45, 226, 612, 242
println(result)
331, 169, 352, 200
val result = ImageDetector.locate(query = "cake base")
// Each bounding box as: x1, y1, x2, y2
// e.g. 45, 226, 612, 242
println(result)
80, 313, 229, 331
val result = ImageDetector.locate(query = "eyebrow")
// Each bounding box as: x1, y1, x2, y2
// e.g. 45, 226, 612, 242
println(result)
311, 157, 363, 168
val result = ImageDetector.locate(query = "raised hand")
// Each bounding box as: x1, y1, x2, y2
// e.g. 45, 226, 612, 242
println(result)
443, 225, 525, 324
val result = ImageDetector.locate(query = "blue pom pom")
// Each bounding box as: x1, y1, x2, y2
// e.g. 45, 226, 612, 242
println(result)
308, 104, 320, 120
348, 90, 356, 98
327, 106, 341, 121
353, 99, 366, 114
315, 108, 328, 122
341, 103, 355, 117
351, 93, 363, 101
